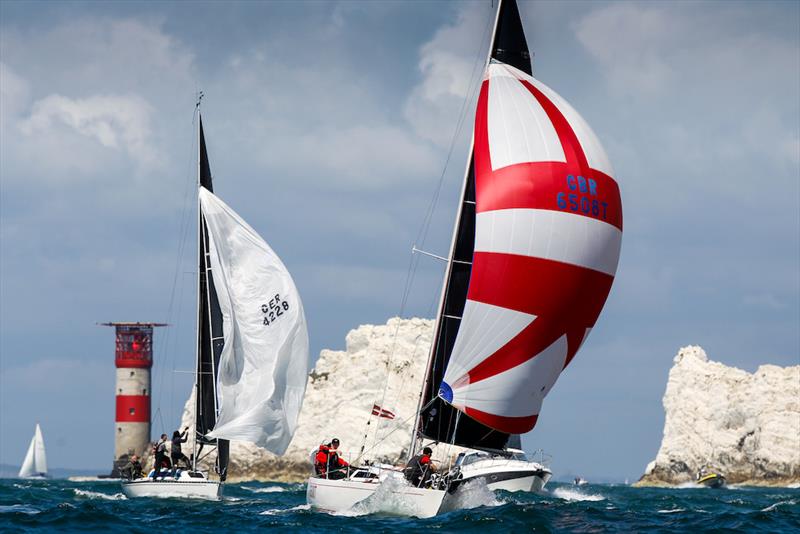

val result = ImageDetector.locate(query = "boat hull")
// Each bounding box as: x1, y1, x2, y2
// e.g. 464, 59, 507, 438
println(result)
307, 476, 446, 518
697, 474, 726, 489
121, 472, 222, 500
455, 457, 552, 493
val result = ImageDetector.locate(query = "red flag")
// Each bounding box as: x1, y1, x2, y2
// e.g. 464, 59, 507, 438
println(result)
371, 404, 395, 420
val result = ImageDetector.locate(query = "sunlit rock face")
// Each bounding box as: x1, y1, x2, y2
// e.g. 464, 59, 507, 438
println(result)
180, 318, 435, 482
637, 346, 800, 487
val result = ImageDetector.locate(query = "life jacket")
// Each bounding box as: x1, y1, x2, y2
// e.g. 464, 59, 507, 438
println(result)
315, 445, 330, 475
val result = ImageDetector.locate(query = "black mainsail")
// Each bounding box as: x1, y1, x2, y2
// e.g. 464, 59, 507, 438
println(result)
195, 116, 229, 480
415, 0, 532, 453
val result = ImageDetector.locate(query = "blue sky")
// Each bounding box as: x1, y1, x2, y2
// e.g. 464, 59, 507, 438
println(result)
1, 0, 798, 481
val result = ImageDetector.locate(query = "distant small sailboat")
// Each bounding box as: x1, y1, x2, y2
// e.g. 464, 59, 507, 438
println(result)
19, 424, 47, 479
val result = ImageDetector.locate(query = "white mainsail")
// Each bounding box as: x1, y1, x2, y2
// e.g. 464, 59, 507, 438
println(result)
18, 424, 47, 478
200, 187, 310, 455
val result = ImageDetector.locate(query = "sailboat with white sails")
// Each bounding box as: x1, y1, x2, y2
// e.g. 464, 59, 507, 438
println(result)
307, 0, 622, 517
18, 424, 48, 479
122, 107, 310, 499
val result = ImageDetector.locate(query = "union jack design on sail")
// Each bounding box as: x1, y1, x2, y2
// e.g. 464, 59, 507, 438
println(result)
438, 61, 623, 434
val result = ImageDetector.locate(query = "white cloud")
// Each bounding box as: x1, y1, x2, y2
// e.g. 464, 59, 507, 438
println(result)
0, 62, 29, 118
404, 2, 494, 147
19, 93, 160, 168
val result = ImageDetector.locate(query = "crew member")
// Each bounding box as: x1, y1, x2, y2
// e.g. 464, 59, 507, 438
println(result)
151, 434, 170, 479
315, 438, 349, 479
405, 446, 436, 488
121, 454, 143, 480
171, 427, 191, 476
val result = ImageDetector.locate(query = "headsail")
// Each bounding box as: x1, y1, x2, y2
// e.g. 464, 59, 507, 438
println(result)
195, 116, 229, 479
201, 188, 310, 454
418, 0, 621, 446
19, 424, 47, 478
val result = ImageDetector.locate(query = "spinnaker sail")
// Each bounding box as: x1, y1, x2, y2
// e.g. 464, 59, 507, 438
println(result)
417, 0, 622, 449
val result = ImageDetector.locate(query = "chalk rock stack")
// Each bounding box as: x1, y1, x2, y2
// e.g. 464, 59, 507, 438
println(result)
181, 317, 435, 482
637, 346, 800, 487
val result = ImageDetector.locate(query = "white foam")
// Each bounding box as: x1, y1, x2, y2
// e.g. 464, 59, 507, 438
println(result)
72, 489, 127, 500
444, 478, 503, 511
243, 486, 287, 493
259, 504, 311, 516
348, 477, 427, 517
0, 504, 40, 515
657, 508, 686, 514
551, 487, 605, 502
787, 483, 800, 489
761, 500, 797, 512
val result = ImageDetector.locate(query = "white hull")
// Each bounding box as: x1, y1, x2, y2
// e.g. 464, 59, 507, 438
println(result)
121, 471, 221, 500
455, 452, 552, 493
307, 475, 446, 518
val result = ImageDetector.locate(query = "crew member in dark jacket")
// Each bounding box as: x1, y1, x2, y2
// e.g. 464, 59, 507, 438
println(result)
405, 446, 436, 487
151, 434, 170, 479
171, 427, 190, 476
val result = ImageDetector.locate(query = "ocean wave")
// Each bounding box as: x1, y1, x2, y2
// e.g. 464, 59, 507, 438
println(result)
242, 486, 287, 493
260, 504, 311, 516
551, 487, 605, 502
761, 500, 797, 512
73, 489, 127, 500
657, 508, 686, 514
0, 504, 40, 515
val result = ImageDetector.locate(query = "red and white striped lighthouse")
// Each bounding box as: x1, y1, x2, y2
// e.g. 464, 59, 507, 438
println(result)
102, 322, 165, 476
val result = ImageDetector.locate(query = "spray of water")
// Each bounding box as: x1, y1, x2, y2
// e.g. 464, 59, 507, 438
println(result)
441, 478, 503, 513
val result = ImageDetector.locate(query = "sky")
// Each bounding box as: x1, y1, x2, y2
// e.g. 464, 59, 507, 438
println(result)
0, 0, 798, 481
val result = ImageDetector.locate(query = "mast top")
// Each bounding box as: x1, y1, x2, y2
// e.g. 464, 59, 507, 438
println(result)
490, 0, 532, 75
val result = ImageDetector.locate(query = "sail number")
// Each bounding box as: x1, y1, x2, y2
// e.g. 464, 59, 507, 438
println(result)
556, 174, 608, 220
261, 294, 289, 326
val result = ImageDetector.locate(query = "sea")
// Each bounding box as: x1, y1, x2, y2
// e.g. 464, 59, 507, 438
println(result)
1, 478, 798, 532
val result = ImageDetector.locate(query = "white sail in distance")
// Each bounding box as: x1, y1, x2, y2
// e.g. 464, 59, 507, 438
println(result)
200, 187, 310, 455
19, 424, 47, 478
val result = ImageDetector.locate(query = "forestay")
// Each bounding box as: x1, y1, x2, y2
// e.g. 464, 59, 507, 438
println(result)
200, 188, 309, 454
437, 61, 623, 434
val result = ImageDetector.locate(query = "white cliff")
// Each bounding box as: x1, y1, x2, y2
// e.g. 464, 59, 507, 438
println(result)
637, 346, 800, 486
180, 317, 438, 482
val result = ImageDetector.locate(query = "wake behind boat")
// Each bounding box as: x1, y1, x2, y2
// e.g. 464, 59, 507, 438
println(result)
308, 0, 621, 517
18, 424, 47, 480
122, 107, 310, 500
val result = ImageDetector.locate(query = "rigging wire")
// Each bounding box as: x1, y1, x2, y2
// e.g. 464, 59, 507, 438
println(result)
358, 8, 496, 463
151, 103, 201, 437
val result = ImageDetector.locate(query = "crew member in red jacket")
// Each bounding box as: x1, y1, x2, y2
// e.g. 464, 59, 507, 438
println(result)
315, 438, 349, 479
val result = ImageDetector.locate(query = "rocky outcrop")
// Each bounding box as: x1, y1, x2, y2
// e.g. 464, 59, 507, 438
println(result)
636, 346, 800, 487
180, 317, 436, 482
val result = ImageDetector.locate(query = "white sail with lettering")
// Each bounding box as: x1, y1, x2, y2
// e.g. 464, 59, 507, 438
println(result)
200, 187, 310, 455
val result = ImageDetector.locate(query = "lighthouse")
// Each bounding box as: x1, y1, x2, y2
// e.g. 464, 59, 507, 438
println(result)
102, 322, 166, 477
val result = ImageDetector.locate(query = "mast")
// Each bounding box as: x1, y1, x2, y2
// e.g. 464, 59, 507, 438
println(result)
411, 0, 531, 456
194, 108, 230, 480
